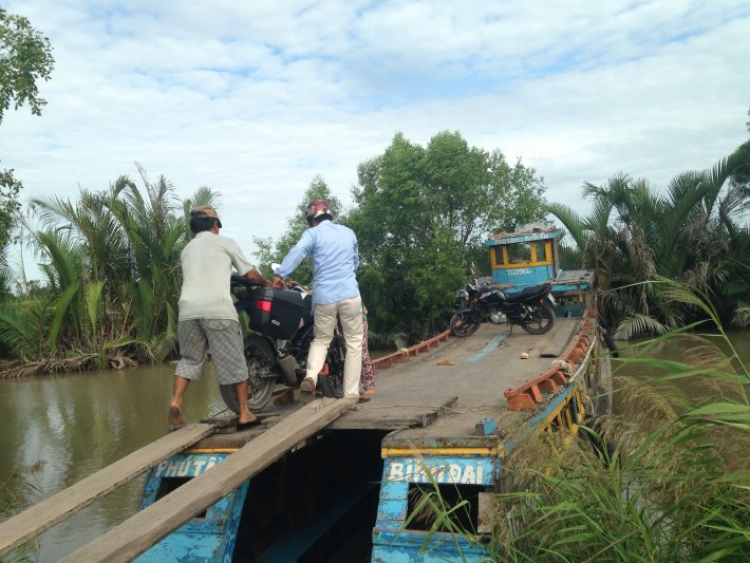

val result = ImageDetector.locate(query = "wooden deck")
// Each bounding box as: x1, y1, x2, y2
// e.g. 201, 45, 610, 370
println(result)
194, 319, 582, 450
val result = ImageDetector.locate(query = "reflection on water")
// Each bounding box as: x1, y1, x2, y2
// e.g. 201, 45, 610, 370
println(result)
0, 363, 228, 562
614, 330, 750, 410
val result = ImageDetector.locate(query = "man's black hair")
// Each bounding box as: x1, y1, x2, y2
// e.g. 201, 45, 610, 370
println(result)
190, 216, 218, 234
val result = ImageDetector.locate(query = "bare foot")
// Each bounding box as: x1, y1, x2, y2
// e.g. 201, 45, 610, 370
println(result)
238, 411, 258, 425
168, 406, 186, 429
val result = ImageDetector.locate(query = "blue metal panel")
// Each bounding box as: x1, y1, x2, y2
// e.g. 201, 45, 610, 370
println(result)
135, 453, 250, 563
377, 481, 409, 523
373, 456, 498, 561
372, 529, 490, 562
552, 282, 591, 292
381, 456, 498, 487
475, 418, 497, 436
495, 264, 555, 289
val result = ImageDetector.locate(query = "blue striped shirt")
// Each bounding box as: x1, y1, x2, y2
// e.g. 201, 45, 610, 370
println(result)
277, 220, 360, 306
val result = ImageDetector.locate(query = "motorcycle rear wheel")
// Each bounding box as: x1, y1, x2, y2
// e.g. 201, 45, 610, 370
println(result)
450, 311, 481, 338
520, 302, 556, 335
220, 334, 277, 414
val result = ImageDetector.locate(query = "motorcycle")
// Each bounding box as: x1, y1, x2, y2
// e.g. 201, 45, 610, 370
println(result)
219, 275, 345, 414
449, 277, 556, 337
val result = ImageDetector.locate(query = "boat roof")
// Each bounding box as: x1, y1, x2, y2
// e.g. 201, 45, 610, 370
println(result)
486, 224, 564, 245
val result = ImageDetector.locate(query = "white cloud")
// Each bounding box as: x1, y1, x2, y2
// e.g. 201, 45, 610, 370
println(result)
2, 0, 749, 278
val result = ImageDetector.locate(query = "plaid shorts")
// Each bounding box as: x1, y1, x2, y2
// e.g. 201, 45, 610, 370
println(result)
175, 319, 248, 385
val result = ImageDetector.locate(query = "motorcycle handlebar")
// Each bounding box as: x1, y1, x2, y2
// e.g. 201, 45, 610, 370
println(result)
230, 275, 270, 288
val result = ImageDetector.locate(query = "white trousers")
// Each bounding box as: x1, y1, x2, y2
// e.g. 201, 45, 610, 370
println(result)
306, 296, 363, 398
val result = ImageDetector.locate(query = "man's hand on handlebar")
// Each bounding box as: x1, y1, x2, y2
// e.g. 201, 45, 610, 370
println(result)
272, 276, 287, 288
243, 268, 272, 287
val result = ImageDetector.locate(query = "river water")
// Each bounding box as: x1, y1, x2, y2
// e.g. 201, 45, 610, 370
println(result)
0, 363, 229, 561
1, 333, 748, 561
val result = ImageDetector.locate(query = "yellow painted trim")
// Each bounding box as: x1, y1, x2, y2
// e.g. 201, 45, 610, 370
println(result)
185, 448, 238, 454
490, 246, 513, 267
493, 259, 553, 269
490, 240, 556, 270
381, 446, 504, 459
564, 408, 574, 429
535, 380, 586, 432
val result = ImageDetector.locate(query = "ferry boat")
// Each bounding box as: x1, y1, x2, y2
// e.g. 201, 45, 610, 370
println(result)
130, 224, 605, 562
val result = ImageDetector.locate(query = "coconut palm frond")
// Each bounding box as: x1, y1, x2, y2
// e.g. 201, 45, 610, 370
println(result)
731, 305, 750, 328
84, 281, 105, 345
0, 303, 42, 359
614, 314, 668, 340
545, 202, 585, 249
0, 354, 102, 379
48, 284, 79, 351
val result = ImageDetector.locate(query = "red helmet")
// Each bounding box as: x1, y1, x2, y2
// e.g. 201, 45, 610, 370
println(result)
305, 199, 332, 225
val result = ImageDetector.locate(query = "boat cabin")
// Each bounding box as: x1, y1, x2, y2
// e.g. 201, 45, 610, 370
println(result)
485, 223, 594, 300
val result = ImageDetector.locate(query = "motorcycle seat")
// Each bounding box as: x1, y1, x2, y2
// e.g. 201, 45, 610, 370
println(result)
504, 283, 550, 303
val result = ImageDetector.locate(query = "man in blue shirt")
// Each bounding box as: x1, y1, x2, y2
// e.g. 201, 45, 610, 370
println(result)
273, 200, 363, 399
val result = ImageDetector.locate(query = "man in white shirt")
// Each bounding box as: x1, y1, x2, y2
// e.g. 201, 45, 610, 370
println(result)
168, 205, 268, 430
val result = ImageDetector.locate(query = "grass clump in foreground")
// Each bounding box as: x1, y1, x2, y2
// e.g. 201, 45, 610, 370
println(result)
494, 282, 750, 562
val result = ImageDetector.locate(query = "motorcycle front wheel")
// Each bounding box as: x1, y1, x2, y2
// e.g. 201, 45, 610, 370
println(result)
520, 302, 556, 335
220, 334, 277, 414
450, 311, 481, 337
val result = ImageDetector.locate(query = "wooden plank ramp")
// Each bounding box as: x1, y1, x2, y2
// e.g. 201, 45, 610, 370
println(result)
0, 423, 215, 558
60, 396, 357, 563
539, 319, 578, 357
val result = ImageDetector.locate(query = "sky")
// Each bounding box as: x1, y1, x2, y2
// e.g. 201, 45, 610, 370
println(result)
2, 0, 749, 279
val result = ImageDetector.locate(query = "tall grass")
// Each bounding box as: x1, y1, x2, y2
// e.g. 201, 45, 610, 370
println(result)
494, 281, 750, 561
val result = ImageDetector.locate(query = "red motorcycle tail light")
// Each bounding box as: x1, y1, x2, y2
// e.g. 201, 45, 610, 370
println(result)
255, 300, 272, 312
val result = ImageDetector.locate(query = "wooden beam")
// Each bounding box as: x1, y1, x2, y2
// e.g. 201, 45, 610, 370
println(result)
60, 397, 357, 563
0, 423, 215, 558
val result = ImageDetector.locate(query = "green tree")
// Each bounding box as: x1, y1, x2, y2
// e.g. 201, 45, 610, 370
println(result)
349, 131, 547, 341
0, 8, 54, 295
0, 8, 54, 122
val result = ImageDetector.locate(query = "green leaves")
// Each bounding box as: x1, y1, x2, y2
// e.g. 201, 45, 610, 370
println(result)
349, 130, 547, 341
0, 8, 55, 123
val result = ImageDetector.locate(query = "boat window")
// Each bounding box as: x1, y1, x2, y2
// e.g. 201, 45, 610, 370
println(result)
507, 242, 531, 264
534, 241, 547, 262
406, 483, 482, 532
493, 246, 505, 265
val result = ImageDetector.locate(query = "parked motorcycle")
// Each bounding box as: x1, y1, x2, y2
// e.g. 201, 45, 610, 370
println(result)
219, 275, 344, 413
449, 278, 556, 337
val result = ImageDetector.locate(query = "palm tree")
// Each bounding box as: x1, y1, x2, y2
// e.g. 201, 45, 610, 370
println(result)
548, 146, 750, 337
2, 169, 221, 372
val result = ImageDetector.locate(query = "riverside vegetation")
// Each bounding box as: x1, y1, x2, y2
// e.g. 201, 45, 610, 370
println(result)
2, 128, 749, 376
